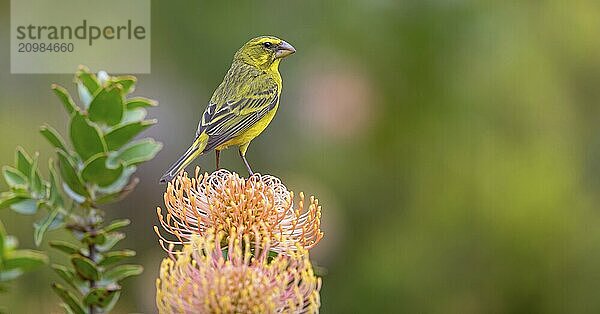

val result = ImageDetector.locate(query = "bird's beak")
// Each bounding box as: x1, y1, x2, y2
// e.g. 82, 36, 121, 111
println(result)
275, 41, 296, 59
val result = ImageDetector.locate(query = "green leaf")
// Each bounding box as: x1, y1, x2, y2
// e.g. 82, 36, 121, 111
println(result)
93, 178, 138, 205
76, 66, 100, 95
62, 183, 86, 204
81, 153, 124, 187
70, 112, 106, 160
102, 219, 130, 233
57, 151, 88, 198
71, 255, 99, 281
49, 241, 80, 255
0, 191, 29, 209
84, 288, 119, 308
96, 232, 125, 253
10, 199, 38, 215
51, 84, 78, 114
48, 160, 64, 207
107, 139, 162, 167
125, 97, 157, 110
52, 283, 86, 314
33, 205, 62, 246
29, 153, 44, 196
112, 75, 137, 94
47, 213, 65, 231
88, 85, 124, 126
2, 166, 27, 187
52, 264, 86, 292
15, 147, 32, 179
95, 166, 136, 195
103, 264, 143, 283
98, 250, 135, 267
101, 290, 121, 313
121, 108, 147, 124
3, 250, 48, 271
40, 124, 69, 153
104, 120, 156, 150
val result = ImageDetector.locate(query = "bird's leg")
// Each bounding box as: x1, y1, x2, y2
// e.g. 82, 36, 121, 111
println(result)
239, 143, 254, 175
215, 150, 220, 170
239, 151, 254, 175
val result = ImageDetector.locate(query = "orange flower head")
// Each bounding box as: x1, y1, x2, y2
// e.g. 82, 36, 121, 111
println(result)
155, 169, 323, 254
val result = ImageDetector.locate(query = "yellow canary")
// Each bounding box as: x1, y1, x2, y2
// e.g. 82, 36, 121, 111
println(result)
160, 36, 296, 183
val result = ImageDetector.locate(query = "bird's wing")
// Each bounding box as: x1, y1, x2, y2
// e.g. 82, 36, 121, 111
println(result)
196, 77, 279, 152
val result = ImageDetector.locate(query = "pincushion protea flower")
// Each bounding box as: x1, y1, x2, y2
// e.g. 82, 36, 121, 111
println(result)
155, 169, 323, 254
156, 227, 321, 313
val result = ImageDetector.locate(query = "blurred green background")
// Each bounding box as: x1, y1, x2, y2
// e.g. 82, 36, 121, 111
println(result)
2, 0, 600, 313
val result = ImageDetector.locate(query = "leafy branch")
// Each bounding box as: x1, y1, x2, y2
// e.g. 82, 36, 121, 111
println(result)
0, 66, 161, 313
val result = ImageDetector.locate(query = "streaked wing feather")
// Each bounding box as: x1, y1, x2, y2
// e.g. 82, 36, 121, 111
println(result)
197, 81, 279, 152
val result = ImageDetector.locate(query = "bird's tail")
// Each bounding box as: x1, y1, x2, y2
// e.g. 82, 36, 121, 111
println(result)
159, 135, 208, 184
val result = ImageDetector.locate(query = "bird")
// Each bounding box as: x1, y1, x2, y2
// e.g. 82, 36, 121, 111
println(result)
159, 36, 296, 183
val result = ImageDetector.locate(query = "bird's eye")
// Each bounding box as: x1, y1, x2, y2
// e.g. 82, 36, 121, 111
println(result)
263, 42, 273, 48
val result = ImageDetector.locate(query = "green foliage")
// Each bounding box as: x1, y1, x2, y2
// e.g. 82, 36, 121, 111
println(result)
0, 66, 162, 313
50, 241, 80, 255
108, 139, 162, 167
52, 283, 86, 314
51, 84, 78, 115
88, 85, 124, 126
48, 217, 139, 314
81, 154, 124, 187
0, 221, 47, 290
0, 149, 62, 223
70, 112, 107, 161
104, 119, 156, 151
40, 125, 69, 153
